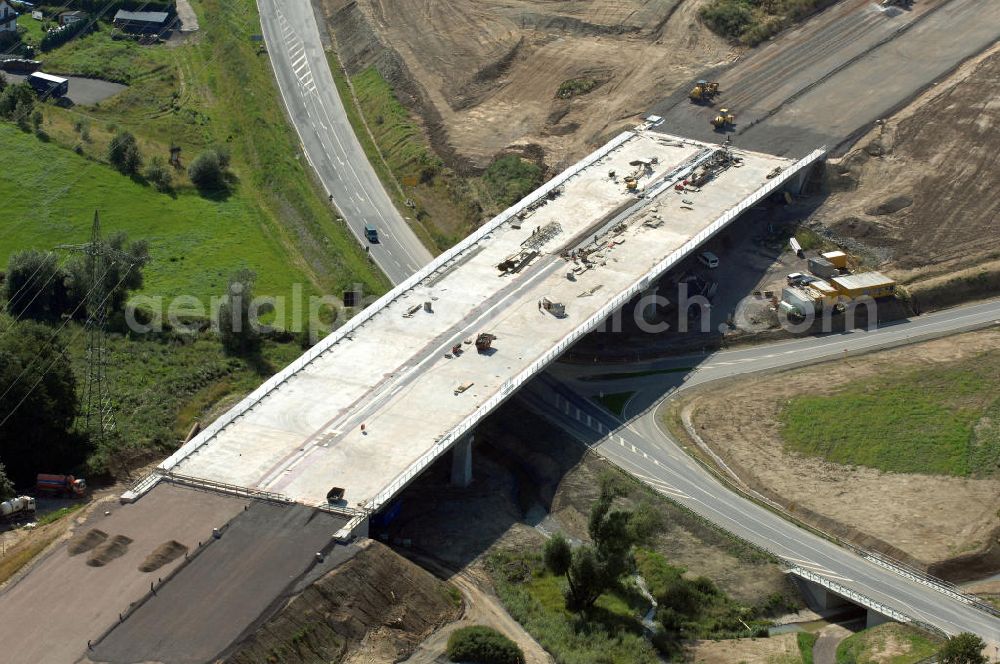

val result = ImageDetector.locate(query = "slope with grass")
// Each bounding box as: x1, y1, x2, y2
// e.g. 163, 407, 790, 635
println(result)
7, 0, 385, 307
835, 623, 941, 664
779, 351, 1000, 477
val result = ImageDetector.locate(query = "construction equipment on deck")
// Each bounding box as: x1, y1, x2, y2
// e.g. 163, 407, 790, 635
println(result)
711, 108, 735, 130
475, 333, 497, 353
689, 80, 720, 103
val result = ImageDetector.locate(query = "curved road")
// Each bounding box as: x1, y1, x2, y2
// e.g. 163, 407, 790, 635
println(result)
257, 0, 433, 284
527, 298, 1000, 645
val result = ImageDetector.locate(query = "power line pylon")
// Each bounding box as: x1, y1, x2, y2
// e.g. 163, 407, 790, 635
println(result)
58, 212, 143, 470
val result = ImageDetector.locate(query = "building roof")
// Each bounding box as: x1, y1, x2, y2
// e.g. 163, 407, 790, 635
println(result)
113, 9, 169, 23
832, 271, 895, 290
29, 71, 68, 83
60, 10, 87, 17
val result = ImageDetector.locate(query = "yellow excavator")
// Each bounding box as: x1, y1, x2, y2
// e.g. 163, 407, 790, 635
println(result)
689, 80, 720, 103
711, 108, 735, 130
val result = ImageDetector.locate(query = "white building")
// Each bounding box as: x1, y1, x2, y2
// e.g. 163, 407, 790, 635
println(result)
0, 0, 18, 34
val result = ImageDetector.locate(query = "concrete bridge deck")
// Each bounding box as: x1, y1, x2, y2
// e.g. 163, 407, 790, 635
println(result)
126, 127, 820, 518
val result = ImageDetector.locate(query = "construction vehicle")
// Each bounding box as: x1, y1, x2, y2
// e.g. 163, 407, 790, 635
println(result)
475, 333, 497, 353
711, 108, 735, 130
36, 474, 87, 497
1, 496, 36, 520
689, 80, 719, 103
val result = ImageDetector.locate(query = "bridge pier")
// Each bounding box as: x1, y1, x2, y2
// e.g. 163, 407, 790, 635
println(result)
797, 576, 852, 612
450, 433, 473, 487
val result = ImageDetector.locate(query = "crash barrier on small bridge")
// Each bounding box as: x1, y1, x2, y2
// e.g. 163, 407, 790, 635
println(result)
788, 566, 949, 639
526, 379, 1000, 634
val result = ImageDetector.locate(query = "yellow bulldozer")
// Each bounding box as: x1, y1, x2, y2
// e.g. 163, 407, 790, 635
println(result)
711, 108, 735, 130
689, 80, 720, 103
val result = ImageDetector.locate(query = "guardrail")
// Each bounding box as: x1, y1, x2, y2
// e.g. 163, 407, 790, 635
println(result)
364, 146, 828, 511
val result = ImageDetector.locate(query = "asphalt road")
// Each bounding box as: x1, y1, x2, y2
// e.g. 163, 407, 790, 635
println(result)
256, 0, 433, 284
527, 297, 1000, 644
5, 73, 126, 106
651, 0, 1000, 156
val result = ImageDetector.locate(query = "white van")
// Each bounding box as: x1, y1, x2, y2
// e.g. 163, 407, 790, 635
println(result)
698, 251, 719, 269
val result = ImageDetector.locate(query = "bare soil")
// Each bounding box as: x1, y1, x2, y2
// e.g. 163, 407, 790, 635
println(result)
225, 541, 462, 664
686, 631, 801, 663
678, 329, 1000, 571
85, 534, 133, 567
812, 43, 1000, 309
322, 0, 733, 171
68, 528, 108, 556
138, 540, 188, 572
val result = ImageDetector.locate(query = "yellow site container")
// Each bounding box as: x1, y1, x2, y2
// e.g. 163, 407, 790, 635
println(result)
821, 250, 848, 269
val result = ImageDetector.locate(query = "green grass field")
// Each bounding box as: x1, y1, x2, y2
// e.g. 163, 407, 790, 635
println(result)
835, 623, 941, 664
780, 351, 1000, 476
4, 0, 385, 311
0, 125, 313, 306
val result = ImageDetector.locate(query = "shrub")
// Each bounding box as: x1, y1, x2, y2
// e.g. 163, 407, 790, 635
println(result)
483, 155, 542, 208
699, 0, 754, 40
446, 626, 525, 664
187, 149, 229, 192
144, 156, 173, 192
107, 130, 143, 175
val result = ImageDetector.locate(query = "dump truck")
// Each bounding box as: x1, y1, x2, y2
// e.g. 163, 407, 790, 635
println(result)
689, 80, 720, 103
36, 474, 87, 497
1, 496, 36, 520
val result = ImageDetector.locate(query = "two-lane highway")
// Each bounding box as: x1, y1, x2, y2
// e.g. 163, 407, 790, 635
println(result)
528, 298, 1000, 645
257, 0, 433, 284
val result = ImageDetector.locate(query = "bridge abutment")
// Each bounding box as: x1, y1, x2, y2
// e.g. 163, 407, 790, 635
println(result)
450, 434, 473, 487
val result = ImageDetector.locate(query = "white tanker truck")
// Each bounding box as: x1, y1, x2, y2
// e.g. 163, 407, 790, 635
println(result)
1, 496, 37, 520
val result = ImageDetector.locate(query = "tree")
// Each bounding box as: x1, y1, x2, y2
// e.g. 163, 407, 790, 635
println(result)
0, 322, 87, 488
188, 148, 230, 192
144, 156, 173, 192
107, 131, 143, 176
217, 268, 261, 356
66, 231, 150, 317
5, 250, 75, 322
548, 477, 662, 612
939, 633, 987, 664
0, 463, 15, 501
0, 83, 34, 123
543, 532, 572, 577
446, 626, 525, 664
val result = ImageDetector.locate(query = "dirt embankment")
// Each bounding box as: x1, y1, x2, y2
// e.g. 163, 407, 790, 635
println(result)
320, 0, 732, 172
675, 329, 1000, 578
226, 541, 461, 664
811, 44, 1000, 310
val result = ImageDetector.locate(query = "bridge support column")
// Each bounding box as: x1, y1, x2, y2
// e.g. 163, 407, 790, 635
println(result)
640, 285, 659, 324
450, 434, 473, 488
865, 609, 890, 629
796, 577, 851, 612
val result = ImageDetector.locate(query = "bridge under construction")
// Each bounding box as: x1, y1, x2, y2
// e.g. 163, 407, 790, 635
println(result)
125, 124, 822, 538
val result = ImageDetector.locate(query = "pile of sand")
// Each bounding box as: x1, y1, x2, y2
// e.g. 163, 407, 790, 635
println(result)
139, 540, 189, 573
67, 529, 108, 556
86, 535, 133, 567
